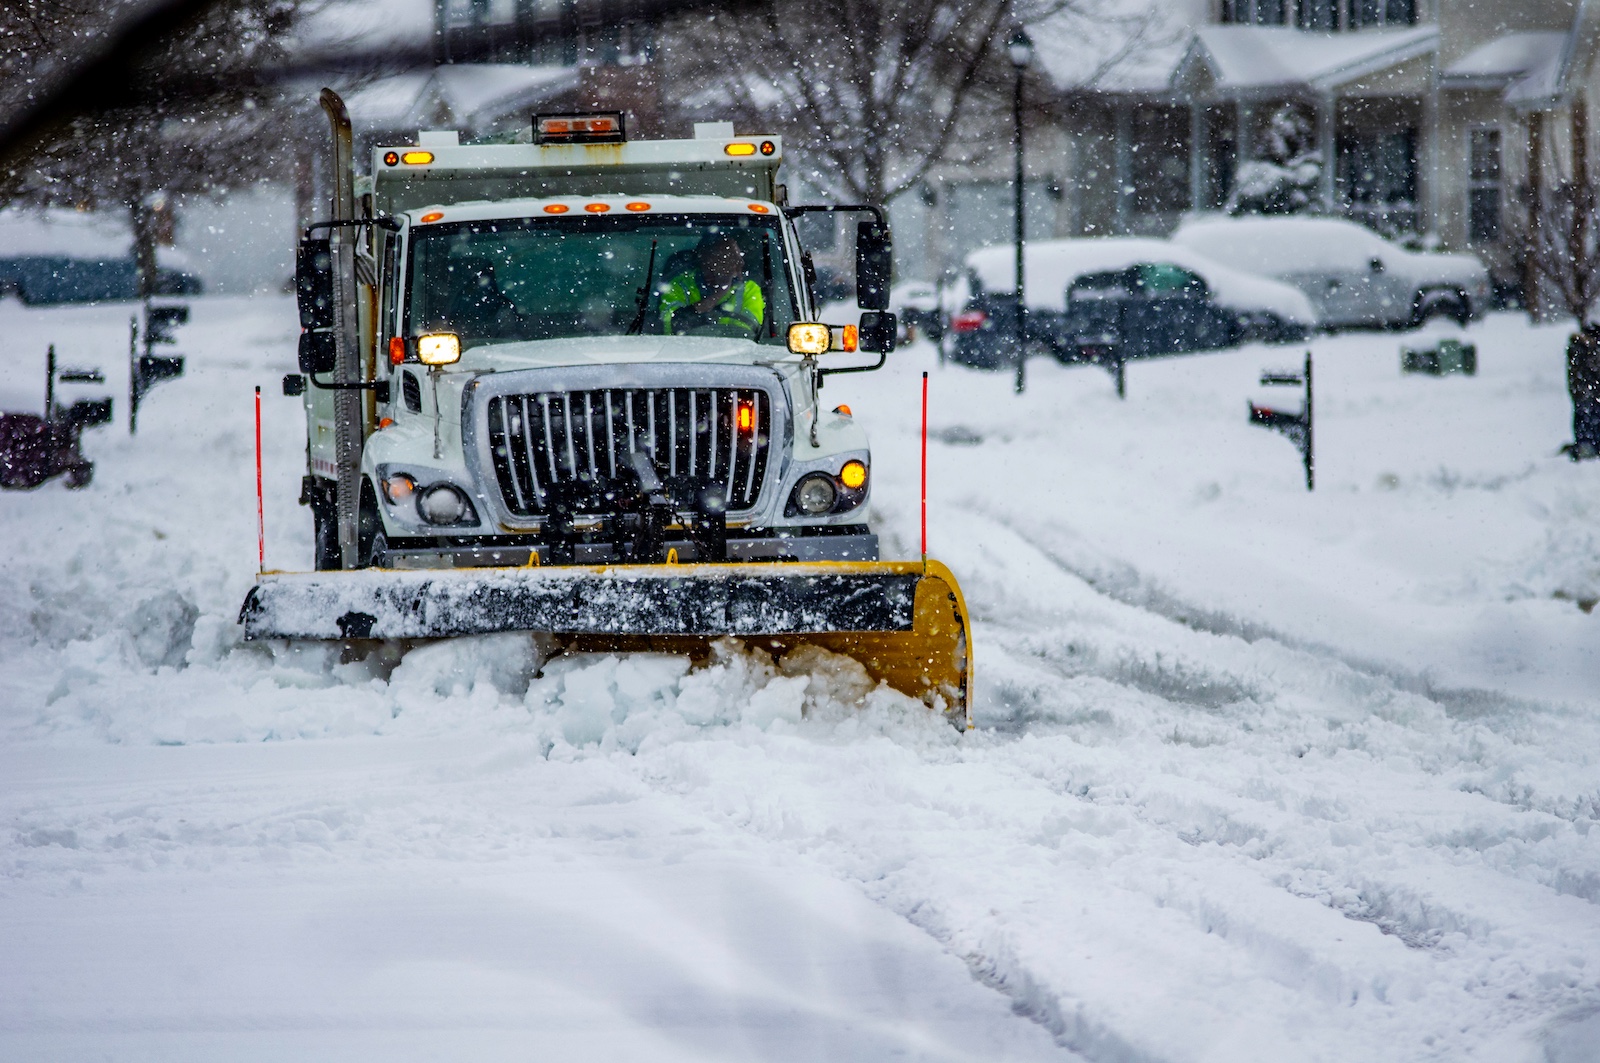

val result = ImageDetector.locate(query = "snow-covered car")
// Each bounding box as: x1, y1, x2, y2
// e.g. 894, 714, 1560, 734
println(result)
949, 237, 1317, 368
1172, 215, 1491, 330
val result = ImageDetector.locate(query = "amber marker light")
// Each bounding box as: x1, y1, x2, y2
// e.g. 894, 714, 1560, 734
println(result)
760, 140, 776, 155
839, 323, 859, 352
584, 202, 611, 212
401, 150, 434, 165
833, 404, 852, 416
839, 460, 867, 490
419, 211, 444, 223
787, 323, 830, 355
724, 142, 757, 156
625, 201, 651, 211
383, 151, 400, 166
748, 203, 770, 214
737, 400, 756, 433
544, 203, 570, 214
388, 336, 406, 365
417, 333, 461, 365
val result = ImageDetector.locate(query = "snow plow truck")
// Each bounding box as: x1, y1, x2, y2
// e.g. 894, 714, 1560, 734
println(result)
240, 91, 972, 727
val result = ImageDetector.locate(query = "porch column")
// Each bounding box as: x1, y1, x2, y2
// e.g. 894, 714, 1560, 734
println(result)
1421, 83, 1439, 237
1114, 101, 1132, 232
1526, 111, 1544, 319
1189, 99, 1205, 212
1319, 94, 1336, 212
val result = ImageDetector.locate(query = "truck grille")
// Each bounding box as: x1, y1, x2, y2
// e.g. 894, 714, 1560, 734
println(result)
485, 387, 772, 517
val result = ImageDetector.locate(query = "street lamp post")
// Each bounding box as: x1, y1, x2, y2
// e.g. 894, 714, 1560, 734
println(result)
1009, 26, 1033, 395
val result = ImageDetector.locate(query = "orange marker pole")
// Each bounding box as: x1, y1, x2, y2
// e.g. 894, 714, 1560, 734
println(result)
254, 386, 265, 574
920, 371, 928, 563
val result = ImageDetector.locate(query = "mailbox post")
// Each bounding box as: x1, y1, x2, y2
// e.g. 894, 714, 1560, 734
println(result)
1249, 351, 1313, 491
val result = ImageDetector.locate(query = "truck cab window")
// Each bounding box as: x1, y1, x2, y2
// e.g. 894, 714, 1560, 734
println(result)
406, 214, 795, 347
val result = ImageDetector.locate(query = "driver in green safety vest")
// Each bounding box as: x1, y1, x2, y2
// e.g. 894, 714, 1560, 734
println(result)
659, 234, 766, 337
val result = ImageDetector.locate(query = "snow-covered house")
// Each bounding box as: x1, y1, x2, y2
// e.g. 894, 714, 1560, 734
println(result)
908, 0, 1598, 294
1062, 0, 1598, 293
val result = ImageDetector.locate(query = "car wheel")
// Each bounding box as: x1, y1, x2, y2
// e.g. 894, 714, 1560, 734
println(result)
1413, 289, 1469, 328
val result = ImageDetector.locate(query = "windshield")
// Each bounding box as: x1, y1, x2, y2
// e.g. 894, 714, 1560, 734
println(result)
406, 213, 797, 347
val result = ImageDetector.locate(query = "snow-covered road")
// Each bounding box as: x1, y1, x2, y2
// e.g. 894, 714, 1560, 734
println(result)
2, 295, 1598, 1062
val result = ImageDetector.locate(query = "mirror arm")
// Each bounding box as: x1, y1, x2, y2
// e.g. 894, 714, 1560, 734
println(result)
309, 372, 391, 402
302, 216, 401, 239
817, 351, 888, 383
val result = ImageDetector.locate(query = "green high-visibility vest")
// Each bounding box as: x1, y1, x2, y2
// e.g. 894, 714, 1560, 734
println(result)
660, 272, 765, 336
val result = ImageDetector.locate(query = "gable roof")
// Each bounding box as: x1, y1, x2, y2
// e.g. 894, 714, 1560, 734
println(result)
1175, 25, 1437, 94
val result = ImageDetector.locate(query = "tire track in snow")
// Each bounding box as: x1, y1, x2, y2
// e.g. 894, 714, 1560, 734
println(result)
888, 506, 1600, 1059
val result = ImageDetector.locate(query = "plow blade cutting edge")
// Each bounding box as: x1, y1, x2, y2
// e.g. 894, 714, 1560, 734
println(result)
240, 560, 972, 728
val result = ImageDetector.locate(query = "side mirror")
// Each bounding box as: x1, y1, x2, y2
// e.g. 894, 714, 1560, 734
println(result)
859, 311, 897, 353
298, 330, 337, 374
856, 222, 891, 310
1369, 257, 1386, 274
297, 238, 335, 331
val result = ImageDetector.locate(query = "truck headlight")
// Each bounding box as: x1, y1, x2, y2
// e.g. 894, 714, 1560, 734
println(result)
418, 483, 475, 525
792, 474, 837, 515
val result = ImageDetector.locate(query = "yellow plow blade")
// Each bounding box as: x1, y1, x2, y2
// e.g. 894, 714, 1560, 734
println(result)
240, 560, 972, 728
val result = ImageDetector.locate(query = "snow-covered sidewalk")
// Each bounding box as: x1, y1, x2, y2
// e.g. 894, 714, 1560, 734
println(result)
1, 295, 1597, 1062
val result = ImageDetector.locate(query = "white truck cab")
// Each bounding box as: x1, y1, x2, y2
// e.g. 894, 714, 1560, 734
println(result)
289, 113, 897, 571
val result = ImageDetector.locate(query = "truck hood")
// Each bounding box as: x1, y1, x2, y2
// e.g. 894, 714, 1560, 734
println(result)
454, 335, 800, 372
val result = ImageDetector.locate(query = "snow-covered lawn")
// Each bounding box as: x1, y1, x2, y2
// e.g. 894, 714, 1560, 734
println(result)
2, 295, 1598, 1062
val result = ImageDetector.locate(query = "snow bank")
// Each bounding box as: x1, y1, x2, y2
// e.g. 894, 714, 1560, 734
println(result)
3, 294, 1600, 1061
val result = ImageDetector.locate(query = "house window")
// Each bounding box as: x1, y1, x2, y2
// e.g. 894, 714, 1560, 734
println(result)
1130, 105, 1192, 214
1468, 128, 1502, 242
1222, 0, 1287, 25
1348, 0, 1416, 27
1297, 0, 1337, 30
1338, 129, 1417, 204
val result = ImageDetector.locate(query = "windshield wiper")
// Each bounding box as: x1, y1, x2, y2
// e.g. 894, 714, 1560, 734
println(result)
626, 239, 659, 336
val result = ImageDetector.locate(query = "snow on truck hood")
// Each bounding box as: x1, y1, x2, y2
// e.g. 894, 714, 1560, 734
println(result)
455, 334, 796, 371
966, 237, 1318, 324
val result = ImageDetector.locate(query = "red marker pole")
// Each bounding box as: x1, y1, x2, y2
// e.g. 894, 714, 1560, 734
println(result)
254, 386, 265, 574
920, 371, 928, 563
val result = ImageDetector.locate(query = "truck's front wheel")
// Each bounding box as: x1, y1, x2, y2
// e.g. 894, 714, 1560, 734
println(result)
357, 480, 386, 568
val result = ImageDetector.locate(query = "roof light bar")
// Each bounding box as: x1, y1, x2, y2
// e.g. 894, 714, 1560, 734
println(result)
534, 112, 627, 145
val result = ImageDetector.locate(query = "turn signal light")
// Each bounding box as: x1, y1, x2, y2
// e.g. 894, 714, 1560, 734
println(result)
737, 400, 756, 433
388, 336, 405, 365
838, 460, 867, 490
837, 324, 859, 352
417, 333, 461, 365
724, 142, 757, 156
401, 150, 434, 165
788, 323, 830, 355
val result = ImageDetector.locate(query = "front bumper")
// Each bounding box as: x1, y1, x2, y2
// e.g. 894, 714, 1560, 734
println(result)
379, 531, 879, 569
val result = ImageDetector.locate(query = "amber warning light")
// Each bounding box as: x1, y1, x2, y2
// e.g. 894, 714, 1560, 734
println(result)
534, 112, 627, 145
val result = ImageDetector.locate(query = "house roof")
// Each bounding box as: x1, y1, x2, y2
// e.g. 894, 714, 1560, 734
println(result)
1442, 31, 1568, 87
1502, 0, 1599, 111
1176, 24, 1438, 94
345, 64, 578, 135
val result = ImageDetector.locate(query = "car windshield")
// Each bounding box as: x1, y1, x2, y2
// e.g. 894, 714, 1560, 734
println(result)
406, 213, 797, 347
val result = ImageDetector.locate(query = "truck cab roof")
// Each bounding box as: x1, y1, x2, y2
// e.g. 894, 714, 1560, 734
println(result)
401, 195, 783, 227
372, 132, 784, 214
